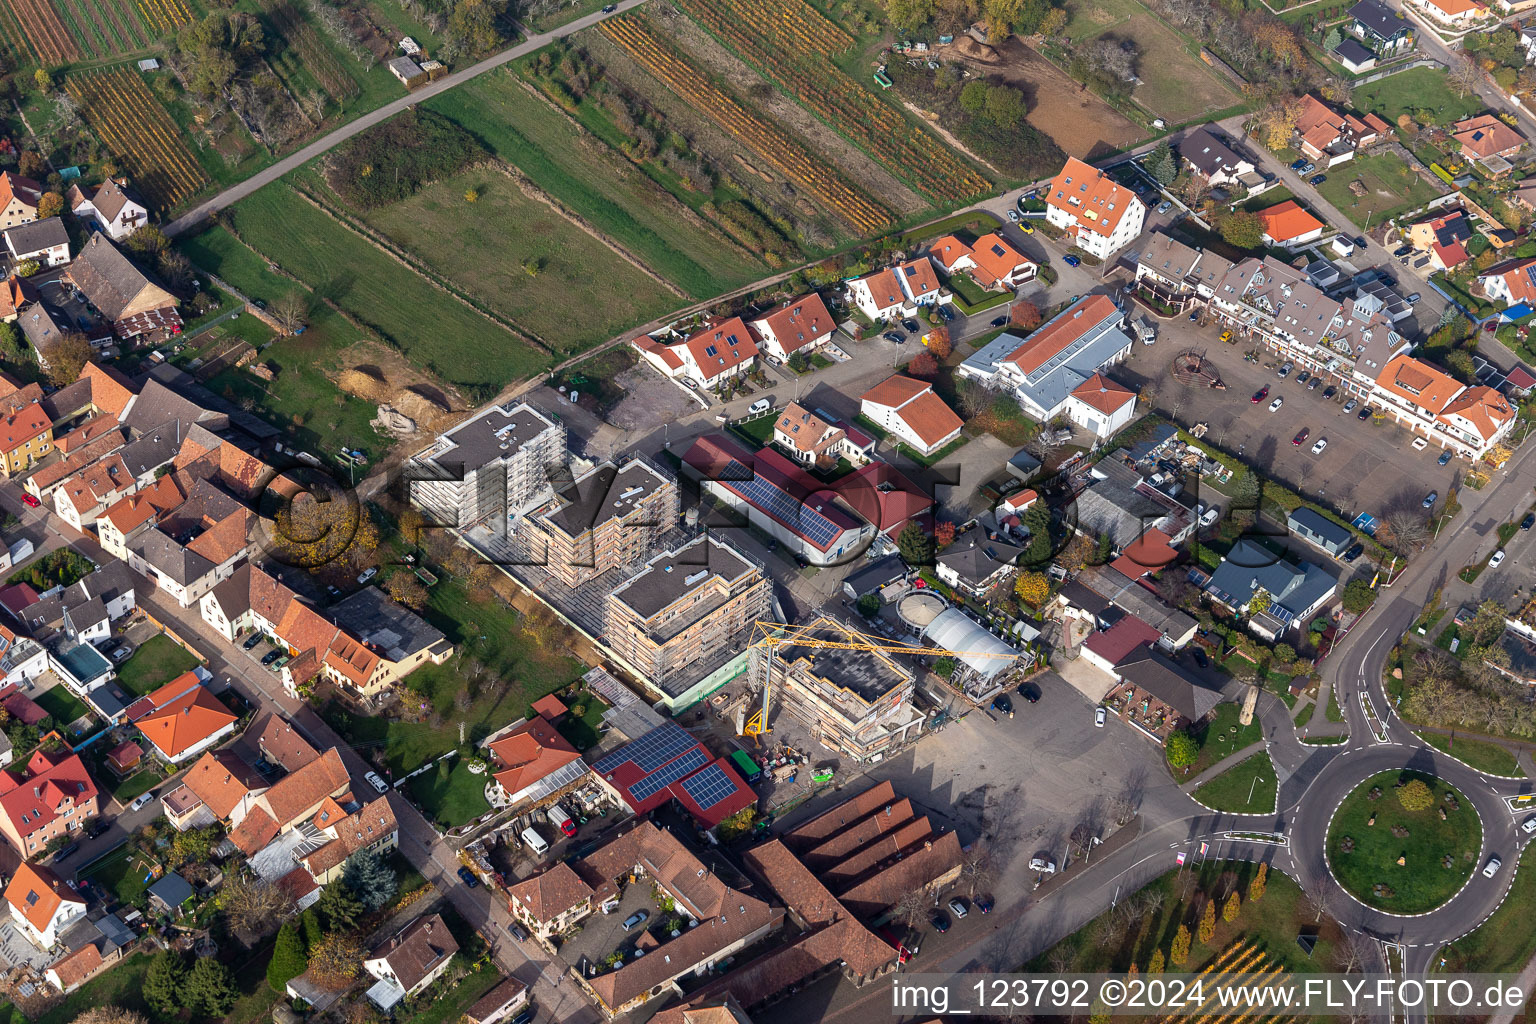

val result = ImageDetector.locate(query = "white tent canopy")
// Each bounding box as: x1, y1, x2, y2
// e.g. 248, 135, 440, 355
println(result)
923, 608, 1019, 680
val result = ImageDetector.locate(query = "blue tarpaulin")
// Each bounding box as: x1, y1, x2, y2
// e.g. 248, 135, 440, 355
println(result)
1503, 302, 1533, 322
1352, 512, 1378, 536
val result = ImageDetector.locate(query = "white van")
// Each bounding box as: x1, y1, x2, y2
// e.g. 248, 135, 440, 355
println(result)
748, 398, 772, 416
521, 826, 549, 855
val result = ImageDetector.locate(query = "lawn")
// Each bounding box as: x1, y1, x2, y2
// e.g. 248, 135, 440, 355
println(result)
1324, 770, 1481, 913
114, 634, 201, 697
428, 73, 765, 300
731, 414, 778, 447
359, 169, 682, 357
179, 225, 392, 462
324, 576, 586, 775
1415, 731, 1525, 776
1355, 67, 1482, 127
0, 953, 151, 1024
1439, 842, 1536, 973
1194, 752, 1278, 813
407, 757, 492, 830
556, 692, 609, 752
1326, 684, 1343, 722
1294, 701, 1314, 727
1115, 13, 1238, 122
111, 767, 163, 804
227, 942, 283, 1024
1179, 702, 1261, 777
223, 183, 549, 396
33, 685, 90, 726
1314, 151, 1444, 229
1023, 861, 1334, 975
398, 962, 502, 1024
81, 844, 160, 907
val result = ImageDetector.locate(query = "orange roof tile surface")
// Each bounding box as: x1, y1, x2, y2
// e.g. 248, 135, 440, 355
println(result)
1005, 294, 1120, 374
136, 675, 237, 760
1376, 354, 1462, 413
1070, 373, 1137, 415
1258, 200, 1325, 242
683, 317, 758, 377
966, 232, 1033, 288
489, 717, 581, 797
1045, 157, 1139, 238
752, 292, 834, 355
4, 862, 81, 933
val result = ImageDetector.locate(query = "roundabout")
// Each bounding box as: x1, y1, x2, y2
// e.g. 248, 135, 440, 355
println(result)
1323, 770, 1484, 915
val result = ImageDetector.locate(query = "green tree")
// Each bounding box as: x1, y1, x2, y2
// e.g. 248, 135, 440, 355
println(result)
1342, 579, 1376, 614
934, 657, 955, 678
267, 921, 308, 992
143, 953, 185, 1016
1169, 924, 1191, 965
42, 333, 91, 387
1274, 642, 1296, 666
1397, 778, 1433, 811
960, 79, 989, 114
1166, 731, 1198, 769
1223, 890, 1240, 922
300, 907, 325, 948
317, 880, 363, 932
716, 806, 758, 841
1248, 862, 1268, 902
856, 593, 881, 617
984, 84, 1026, 126
897, 521, 934, 566
32, 68, 50, 92
184, 957, 237, 1016
1219, 210, 1265, 250
1323, 26, 1342, 50
883, 0, 936, 32
1148, 142, 1177, 185
0, 321, 23, 363
342, 852, 398, 912
1197, 898, 1216, 943
14, 259, 39, 278
1469, 599, 1509, 648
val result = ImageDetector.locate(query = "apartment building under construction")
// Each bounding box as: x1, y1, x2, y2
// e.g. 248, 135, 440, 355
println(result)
407, 402, 567, 528
532, 457, 678, 588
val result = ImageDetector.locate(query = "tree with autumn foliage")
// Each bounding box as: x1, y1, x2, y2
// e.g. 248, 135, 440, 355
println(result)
908, 351, 939, 377
1014, 571, 1049, 608
1148, 948, 1165, 973
306, 932, 364, 987
925, 325, 952, 360
934, 519, 957, 549
1198, 898, 1216, 943
1011, 300, 1043, 332
1223, 891, 1240, 922
1170, 924, 1191, 964
1248, 862, 1267, 902
386, 572, 428, 611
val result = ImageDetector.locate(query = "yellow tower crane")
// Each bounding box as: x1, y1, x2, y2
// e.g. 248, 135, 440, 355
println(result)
741, 619, 1020, 738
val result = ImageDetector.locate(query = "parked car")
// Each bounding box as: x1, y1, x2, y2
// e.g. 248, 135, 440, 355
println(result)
883, 332, 904, 344
1200, 505, 1220, 527
1301, 162, 1316, 174
948, 898, 969, 918
261, 650, 283, 666
937, 305, 954, 321
601, 3, 616, 10
52, 842, 79, 863
243, 633, 263, 650
624, 910, 650, 931
1017, 683, 1040, 703
1278, 363, 1293, 378
1063, 254, 1081, 267
1156, 200, 1173, 214
1439, 450, 1454, 466
991, 694, 1014, 718
507, 922, 529, 942
457, 867, 480, 888
365, 771, 389, 794
1309, 174, 1326, 186
1393, 245, 1413, 258
1268, 397, 1283, 412
1192, 648, 1209, 668
1406, 293, 1421, 303
1489, 549, 1507, 569
1523, 816, 1536, 835
357, 567, 378, 584
1310, 437, 1327, 454
1322, 385, 1336, 399
20, 494, 38, 508
509, 1009, 535, 1024
1290, 158, 1308, 171
1357, 406, 1372, 420
1422, 491, 1439, 509
1296, 370, 1310, 384
1252, 385, 1269, 403
1342, 399, 1357, 414
1484, 856, 1503, 878
931, 911, 950, 933
990, 316, 1007, 328
1341, 543, 1364, 563
747, 398, 772, 416
86, 818, 109, 839
1308, 376, 1322, 390
1019, 221, 1034, 234
130, 791, 156, 812
1220, 330, 1233, 342
902, 318, 921, 333
1292, 428, 1309, 446
1523, 513, 1535, 531
1007, 209, 1020, 222
1029, 857, 1057, 874
1094, 706, 1107, 727
1189, 311, 1200, 322
975, 895, 994, 914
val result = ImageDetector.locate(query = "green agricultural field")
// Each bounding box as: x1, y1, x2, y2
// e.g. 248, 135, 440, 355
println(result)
361, 169, 681, 355
428, 72, 765, 299
1314, 151, 1444, 229
223, 184, 549, 395
1355, 67, 1482, 127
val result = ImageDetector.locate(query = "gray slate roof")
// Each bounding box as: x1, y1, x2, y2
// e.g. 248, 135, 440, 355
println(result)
3, 217, 67, 259
1204, 538, 1337, 622
1114, 644, 1223, 720
67, 233, 166, 321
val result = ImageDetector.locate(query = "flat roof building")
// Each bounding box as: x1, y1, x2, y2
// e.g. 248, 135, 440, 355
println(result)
408, 402, 567, 528
532, 457, 678, 588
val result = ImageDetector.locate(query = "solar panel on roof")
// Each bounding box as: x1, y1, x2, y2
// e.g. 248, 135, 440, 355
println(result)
678, 763, 740, 811
628, 747, 708, 804
592, 722, 697, 775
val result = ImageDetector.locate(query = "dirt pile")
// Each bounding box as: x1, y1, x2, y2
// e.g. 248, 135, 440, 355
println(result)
394, 386, 452, 427
337, 366, 390, 403
950, 35, 1000, 63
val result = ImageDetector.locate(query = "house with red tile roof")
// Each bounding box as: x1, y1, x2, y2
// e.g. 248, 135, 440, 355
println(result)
837, 461, 933, 540
0, 747, 100, 859
1479, 256, 1536, 309
1257, 201, 1326, 247
363, 913, 459, 1012
297, 795, 398, 884
749, 292, 836, 361
0, 172, 40, 230
505, 861, 593, 939
929, 232, 1036, 290
634, 317, 759, 391
1043, 157, 1147, 259
847, 258, 948, 321
0, 380, 53, 477
1065, 372, 1138, 437
1080, 614, 1164, 677
1369, 354, 1516, 458
132, 673, 238, 765
45, 940, 109, 993
1452, 114, 1525, 166
4, 862, 84, 947
483, 715, 584, 808
161, 749, 267, 831
1408, 209, 1472, 271
772, 402, 853, 469
1293, 94, 1390, 166
228, 747, 351, 856
858, 375, 963, 456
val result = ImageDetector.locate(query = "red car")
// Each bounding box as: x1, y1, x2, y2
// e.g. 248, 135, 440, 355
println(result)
20, 494, 39, 508
1251, 386, 1269, 403
1292, 428, 1310, 446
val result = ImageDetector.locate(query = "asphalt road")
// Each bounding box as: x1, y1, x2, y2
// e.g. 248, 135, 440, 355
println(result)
160, 0, 652, 238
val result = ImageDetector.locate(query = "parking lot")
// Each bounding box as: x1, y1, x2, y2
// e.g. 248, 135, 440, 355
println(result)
1117, 319, 1462, 517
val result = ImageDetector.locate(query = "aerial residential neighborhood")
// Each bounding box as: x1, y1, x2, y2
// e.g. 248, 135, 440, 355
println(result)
0, 0, 1533, 1022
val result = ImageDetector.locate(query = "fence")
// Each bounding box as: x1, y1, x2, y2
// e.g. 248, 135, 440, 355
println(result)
134, 608, 210, 664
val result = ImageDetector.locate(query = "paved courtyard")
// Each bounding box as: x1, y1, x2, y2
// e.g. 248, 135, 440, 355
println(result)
1117, 319, 1463, 520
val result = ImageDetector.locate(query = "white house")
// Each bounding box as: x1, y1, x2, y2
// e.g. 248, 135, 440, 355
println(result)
1180, 125, 1257, 188
1043, 157, 1146, 260
364, 914, 459, 1012
634, 316, 759, 390
66, 181, 148, 242
773, 402, 849, 467
848, 258, 948, 321
3, 218, 69, 268
4, 863, 86, 949
929, 233, 1037, 290
1064, 372, 1139, 437
750, 292, 835, 362
859, 375, 964, 456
